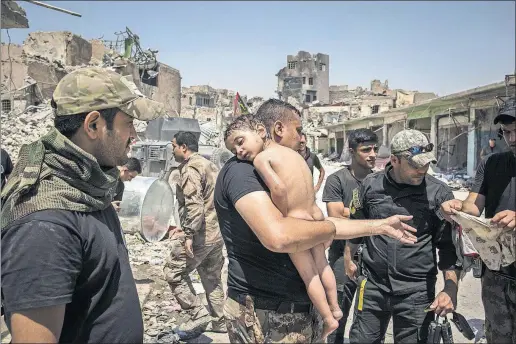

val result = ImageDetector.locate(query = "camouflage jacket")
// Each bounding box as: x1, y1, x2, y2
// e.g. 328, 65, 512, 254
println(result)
176, 153, 222, 246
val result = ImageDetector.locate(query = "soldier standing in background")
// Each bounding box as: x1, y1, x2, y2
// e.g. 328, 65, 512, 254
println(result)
323, 128, 379, 344
112, 157, 142, 211
164, 131, 226, 338
299, 132, 325, 193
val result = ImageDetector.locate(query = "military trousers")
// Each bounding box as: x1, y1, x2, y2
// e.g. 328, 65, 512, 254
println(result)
481, 268, 516, 344
164, 238, 225, 322
349, 278, 435, 344
223, 295, 324, 343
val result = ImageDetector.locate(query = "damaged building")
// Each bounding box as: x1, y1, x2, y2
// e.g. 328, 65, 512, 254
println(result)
1, 29, 182, 161
314, 75, 515, 181
276, 51, 329, 105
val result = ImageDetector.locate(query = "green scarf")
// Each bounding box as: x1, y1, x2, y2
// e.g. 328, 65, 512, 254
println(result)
1, 128, 120, 229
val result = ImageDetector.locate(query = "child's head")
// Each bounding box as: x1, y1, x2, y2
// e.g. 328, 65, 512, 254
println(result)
224, 115, 268, 161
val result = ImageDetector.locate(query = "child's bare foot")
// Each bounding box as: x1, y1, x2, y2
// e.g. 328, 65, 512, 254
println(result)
332, 309, 343, 321
322, 317, 339, 339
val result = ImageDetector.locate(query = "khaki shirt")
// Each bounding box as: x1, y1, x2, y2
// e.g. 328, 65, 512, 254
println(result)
176, 153, 222, 246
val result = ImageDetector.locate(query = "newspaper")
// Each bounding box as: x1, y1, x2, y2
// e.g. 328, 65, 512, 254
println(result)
451, 211, 515, 270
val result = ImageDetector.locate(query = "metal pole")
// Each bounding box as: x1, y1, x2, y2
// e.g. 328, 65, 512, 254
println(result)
22, 0, 82, 17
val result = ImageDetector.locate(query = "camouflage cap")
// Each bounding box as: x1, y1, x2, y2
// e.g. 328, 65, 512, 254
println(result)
390, 129, 436, 168
52, 67, 165, 121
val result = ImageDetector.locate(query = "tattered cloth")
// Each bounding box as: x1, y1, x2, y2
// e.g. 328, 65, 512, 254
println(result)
1, 128, 119, 229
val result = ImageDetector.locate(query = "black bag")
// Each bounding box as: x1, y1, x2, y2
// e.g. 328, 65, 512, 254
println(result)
451, 312, 475, 340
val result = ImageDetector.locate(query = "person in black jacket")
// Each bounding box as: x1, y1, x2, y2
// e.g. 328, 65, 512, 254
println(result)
347, 129, 460, 344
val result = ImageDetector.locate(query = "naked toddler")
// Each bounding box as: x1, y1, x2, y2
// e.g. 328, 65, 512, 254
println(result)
224, 115, 342, 339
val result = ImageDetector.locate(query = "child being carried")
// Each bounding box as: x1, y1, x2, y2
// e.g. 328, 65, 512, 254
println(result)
224, 115, 342, 339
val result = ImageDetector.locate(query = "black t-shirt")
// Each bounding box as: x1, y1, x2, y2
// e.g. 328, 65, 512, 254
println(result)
1, 208, 143, 343
322, 166, 364, 264
349, 164, 458, 295
471, 151, 516, 275
1, 148, 13, 189
214, 156, 310, 303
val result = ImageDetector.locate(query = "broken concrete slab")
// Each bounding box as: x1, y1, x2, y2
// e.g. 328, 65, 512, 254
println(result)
26, 60, 67, 98
1, 1, 29, 29
23, 31, 92, 67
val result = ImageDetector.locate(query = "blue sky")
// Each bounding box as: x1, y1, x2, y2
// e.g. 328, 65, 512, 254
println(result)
2, 1, 515, 98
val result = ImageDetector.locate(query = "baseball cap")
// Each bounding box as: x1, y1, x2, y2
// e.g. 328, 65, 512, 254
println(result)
390, 129, 436, 168
494, 97, 516, 124
52, 67, 165, 121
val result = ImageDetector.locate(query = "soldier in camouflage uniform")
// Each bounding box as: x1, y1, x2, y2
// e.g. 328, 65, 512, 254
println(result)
164, 131, 226, 337
441, 97, 516, 343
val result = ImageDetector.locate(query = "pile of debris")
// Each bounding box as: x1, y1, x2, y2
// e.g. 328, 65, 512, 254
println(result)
433, 169, 473, 191
1, 100, 54, 160
124, 231, 224, 343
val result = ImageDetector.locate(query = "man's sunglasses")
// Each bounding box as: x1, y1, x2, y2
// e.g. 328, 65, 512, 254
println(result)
393, 143, 434, 155
358, 145, 379, 153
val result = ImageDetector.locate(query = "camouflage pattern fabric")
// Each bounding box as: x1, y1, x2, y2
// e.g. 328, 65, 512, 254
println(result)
481, 267, 516, 343
1, 128, 119, 228
224, 297, 324, 343
390, 129, 437, 168
52, 67, 166, 121
175, 153, 222, 245
163, 237, 225, 322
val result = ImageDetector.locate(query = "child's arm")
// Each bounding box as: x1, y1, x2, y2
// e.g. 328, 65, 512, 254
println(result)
254, 154, 289, 216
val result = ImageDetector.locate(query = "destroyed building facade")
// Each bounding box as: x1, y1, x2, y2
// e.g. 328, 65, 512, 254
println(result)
1, 30, 182, 161
276, 51, 330, 105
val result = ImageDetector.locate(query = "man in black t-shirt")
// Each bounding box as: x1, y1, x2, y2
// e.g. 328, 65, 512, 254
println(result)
216, 99, 419, 343
322, 128, 378, 344
1, 67, 165, 343
1, 148, 13, 189
442, 97, 516, 343
299, 133, 325, 193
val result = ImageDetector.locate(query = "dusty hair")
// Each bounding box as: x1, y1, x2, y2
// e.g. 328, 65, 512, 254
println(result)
224, 114, 262, 141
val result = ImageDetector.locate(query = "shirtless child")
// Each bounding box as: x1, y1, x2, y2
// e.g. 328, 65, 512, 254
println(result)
224, 115, 342, 338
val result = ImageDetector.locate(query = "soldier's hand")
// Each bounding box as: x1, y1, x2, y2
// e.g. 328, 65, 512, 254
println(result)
441, 200, 463, 223
185, 238, 194, 258
491, 210, 516, 230
429, 290, 455, 317
344, 259, 358, 280
377, 215, 418, 244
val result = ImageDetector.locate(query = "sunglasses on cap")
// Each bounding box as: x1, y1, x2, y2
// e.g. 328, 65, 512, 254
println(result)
358, 145, 379, 153
393, 143, 434, 155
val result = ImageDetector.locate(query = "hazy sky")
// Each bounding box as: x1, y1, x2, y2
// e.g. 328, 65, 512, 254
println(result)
2, 1, 515, 98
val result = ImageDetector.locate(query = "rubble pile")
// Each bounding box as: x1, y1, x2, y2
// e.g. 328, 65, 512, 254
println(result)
124, 232, 212, 343
433, 170, 473, 191
1, 100, 54, 160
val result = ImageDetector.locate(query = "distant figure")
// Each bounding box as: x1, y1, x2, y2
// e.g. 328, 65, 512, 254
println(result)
480, 138, 503, 160
298, 133, 325, 193
112, 157, 142, 212
1, 148, 13, 189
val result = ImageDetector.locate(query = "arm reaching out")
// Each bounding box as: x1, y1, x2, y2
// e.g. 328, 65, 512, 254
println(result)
254, 153, 289, 216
